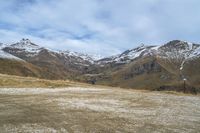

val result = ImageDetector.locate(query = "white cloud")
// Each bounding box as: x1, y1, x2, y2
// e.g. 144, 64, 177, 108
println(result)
0, 0, 200, 56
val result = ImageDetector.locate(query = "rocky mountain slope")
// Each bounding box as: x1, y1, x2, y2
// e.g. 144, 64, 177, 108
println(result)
97, 40, 200, 65
0, 39, 200, 92
83, 40, 200, 92
1, 39, 95, 79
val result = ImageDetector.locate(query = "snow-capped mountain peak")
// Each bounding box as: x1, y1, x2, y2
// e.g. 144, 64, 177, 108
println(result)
98, 40, 200, 65
20, 38, 32, 45
1, 39, 200, 65
99, 44, 158, 64
1, 39, 101, 64
60, 50, 102, 61
2, 39, 44, 57
158, 40, 200, 60
60, 50, 95, 63
11, 38, 41, 50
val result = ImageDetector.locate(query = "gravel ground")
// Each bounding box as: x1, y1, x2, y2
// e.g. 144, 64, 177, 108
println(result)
0, 87, 199, 133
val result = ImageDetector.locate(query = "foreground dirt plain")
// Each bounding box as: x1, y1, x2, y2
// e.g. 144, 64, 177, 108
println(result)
0, 87, 199, 133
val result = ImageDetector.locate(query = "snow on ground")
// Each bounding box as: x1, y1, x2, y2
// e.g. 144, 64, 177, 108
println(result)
0, 87, 199, 132
0, 50, 23, 61
10, 39, 42, 53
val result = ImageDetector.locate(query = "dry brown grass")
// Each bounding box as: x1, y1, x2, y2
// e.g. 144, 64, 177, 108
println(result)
0, 74, 88, 88
0, 87, 199, 132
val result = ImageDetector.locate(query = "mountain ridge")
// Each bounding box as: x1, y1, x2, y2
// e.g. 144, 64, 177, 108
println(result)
0, 39, 200, 93
1, 39, 200, 62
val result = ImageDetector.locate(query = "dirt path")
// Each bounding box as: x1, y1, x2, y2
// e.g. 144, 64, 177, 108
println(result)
0, 87, 199, 133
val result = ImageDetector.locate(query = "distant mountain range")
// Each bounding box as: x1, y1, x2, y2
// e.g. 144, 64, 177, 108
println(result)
0, 39, 200, 93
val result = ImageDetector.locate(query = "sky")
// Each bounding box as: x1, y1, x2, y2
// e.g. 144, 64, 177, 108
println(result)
0, 0, 200, 56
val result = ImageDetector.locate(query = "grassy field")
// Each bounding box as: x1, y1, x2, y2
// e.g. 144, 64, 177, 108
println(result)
0, 87, 199, 132
0, 74, 86, 88
0, 74, 200, 132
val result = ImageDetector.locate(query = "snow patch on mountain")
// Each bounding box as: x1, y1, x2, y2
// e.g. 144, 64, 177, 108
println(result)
0, 43, 8, 49
158, 40, 200, 61
60, 50, 99, 63
2, 39, 200, 65
98, 40, 200, 65
117, 46, 146, 61
7, 39, 98, 63
98, 44, 159, 64
0, 43, 23, 61
0, 50, 23, 61
188, 46, 200, 58
9, 39, 43, 56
